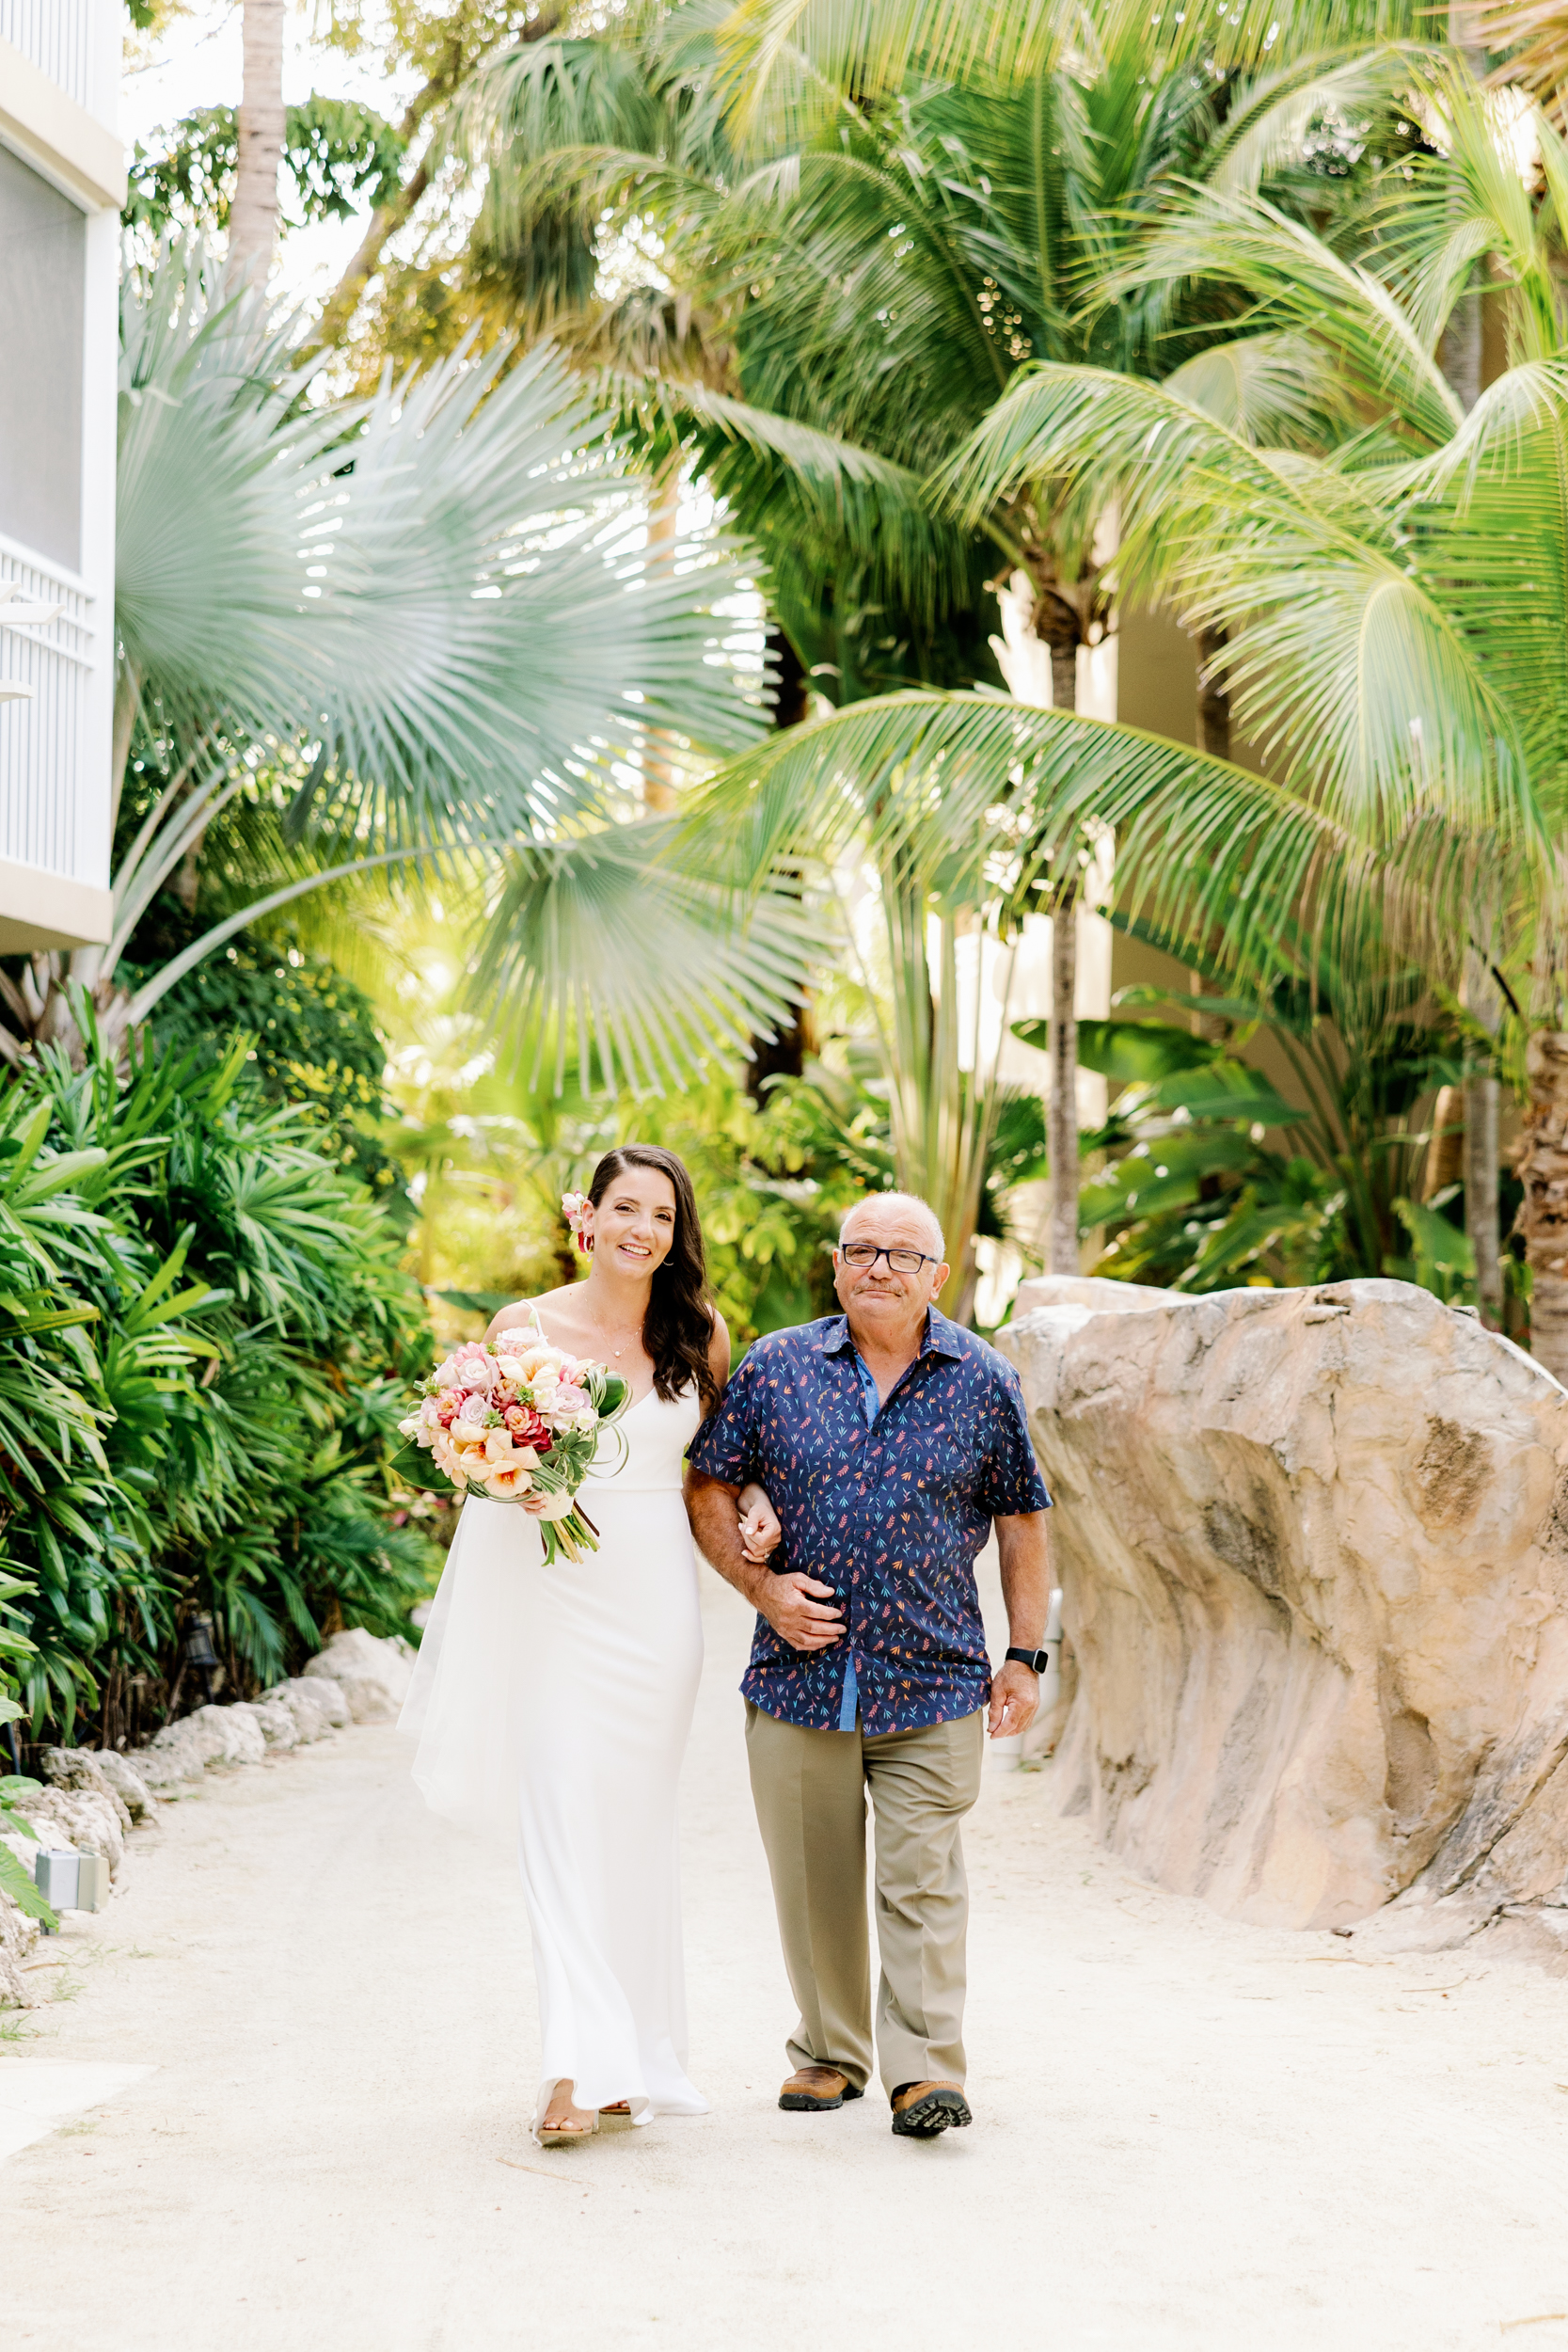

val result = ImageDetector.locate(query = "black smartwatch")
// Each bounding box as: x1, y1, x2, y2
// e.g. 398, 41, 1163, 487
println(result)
1006, 1645, 1049, 1673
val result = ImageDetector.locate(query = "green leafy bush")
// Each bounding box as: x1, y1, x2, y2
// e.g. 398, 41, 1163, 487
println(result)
0, 1024, 437, 1749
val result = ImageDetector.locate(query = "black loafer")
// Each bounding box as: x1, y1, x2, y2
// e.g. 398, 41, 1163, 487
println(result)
890, 2081, 972, 2137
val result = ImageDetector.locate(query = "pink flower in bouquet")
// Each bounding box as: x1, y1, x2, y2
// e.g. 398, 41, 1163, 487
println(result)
503, 1403, 553, 1453
400, 1316, 631, 1560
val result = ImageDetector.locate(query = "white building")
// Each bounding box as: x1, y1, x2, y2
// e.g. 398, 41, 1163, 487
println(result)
0, 1, 120, 952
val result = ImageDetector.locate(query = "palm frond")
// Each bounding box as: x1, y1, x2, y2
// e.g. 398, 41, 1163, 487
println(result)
117, 256, 765, 855
685, 688, 1527, 994
1194, 41, 1421, 195
1480, 0, 1568, 120
1161, 332, 1354, 447
1101, 186, 1464, 448
469, 821, 814, 1097
943, 359, 1533, 840
599, 368, 973, 622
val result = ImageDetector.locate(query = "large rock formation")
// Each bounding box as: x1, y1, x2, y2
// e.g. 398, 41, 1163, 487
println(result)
996, 1278, 1568, 1949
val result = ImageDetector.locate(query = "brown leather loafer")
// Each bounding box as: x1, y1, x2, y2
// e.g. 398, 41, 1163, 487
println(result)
890, 2080, 972, 2137
779, 2065, 864, 2112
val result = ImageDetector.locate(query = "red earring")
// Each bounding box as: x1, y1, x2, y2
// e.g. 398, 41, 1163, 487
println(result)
578, 1230, 594, 1255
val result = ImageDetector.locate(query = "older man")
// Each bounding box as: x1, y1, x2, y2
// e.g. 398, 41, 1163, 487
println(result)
685, 1190, 1053, 2139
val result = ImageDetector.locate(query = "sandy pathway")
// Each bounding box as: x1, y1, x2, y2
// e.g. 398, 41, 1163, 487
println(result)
8, 1568, 1568, 2351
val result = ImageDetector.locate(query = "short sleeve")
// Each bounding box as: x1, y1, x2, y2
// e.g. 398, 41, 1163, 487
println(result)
688, 1345, 765, 1486
974, 1359, 1053, 1518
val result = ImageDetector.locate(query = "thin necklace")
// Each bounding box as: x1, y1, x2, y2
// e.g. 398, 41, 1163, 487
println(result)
587, 1302, 645, 1359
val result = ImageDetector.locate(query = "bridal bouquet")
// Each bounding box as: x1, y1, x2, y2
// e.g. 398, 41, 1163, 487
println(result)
398, 1322, 629, 1564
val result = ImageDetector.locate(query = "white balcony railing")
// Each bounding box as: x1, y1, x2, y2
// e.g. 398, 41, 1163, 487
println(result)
0, 534, 99, 888
0, 0, 109, 121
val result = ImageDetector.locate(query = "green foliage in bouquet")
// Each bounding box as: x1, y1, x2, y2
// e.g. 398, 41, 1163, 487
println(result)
0, 1015, 439, 1747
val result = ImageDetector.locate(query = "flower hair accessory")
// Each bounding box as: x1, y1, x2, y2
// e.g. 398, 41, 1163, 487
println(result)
562, 1190, 592, 1253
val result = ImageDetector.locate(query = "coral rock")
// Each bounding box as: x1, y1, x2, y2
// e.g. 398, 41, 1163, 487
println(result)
91, 1750, 160, 1823
261, 1679, 338, 1741
130, 1744, 204, 1794
245, 1698, 298, 1751
304, 1629, 413, 1724
40, 1748, 134, 1834
16, 1786, 125, 1881
996, 1279, 1568, 1941
150, 1715, 230, 1771
189, 1704, 267, 1766
0, 1883, 40, 2008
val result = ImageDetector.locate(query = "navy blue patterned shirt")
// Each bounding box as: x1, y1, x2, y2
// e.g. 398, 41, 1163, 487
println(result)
688, 1307, 1052, 1735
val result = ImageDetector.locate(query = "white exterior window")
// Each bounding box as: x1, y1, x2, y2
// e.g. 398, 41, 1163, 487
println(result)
0, 0, 120, 951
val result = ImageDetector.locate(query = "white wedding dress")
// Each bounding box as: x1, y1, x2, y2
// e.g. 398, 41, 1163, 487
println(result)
399, 1382, 708, 2129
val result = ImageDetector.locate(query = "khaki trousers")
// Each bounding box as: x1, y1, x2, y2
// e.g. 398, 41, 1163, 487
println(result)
744, 1702, 985, 2098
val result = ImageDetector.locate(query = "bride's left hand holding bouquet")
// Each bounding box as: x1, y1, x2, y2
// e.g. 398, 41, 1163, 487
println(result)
398, 1316, 629, 1564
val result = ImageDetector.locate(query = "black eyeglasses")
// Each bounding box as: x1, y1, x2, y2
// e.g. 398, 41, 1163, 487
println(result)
838, 1242, 939, 1274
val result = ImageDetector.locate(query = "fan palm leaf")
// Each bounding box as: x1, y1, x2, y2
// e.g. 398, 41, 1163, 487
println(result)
117, 264, 758, 836
468, 819, 814, 1098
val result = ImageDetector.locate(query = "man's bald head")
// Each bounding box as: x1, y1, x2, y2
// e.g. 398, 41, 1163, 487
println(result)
839, 1192, 944, 1260
833, 1192, 950, 1347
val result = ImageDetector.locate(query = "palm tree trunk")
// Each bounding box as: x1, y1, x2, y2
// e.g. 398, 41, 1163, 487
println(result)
1046, 637, 1079, 1276
1048, 884, 1079, 1274
1190, 624, 1232, 1046
641, 464, 681, 813
1196, 623, 1230, 764
230, 0, 287, 280
1422, 1084, 1465, 1200
1517, 1029, 1568, 1382
1464, 948, 1505, 1323
1464, 1068, 1502, 1319
746, 627, 812, 1102
1433, 57, 1497, 1311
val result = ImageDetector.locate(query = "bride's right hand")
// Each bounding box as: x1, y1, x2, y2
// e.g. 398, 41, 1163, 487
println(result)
737, 1483, 783, 1563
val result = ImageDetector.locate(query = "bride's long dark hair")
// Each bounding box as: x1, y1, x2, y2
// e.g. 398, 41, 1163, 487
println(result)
587, 1146, 719, 1411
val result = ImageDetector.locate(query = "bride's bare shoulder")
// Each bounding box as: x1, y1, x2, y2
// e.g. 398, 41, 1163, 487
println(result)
485, 1284, 580, 1345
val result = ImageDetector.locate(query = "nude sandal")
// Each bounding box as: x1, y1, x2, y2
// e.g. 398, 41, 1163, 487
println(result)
596, 2102, 636, 2133
536, 2115, 597, 2147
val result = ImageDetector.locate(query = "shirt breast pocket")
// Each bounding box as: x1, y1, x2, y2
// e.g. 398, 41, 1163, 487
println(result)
883, 1401, 981, 1502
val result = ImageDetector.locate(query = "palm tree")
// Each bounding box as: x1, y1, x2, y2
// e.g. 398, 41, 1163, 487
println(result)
3, 247, 800, 1083
231, 0, 286, 276
699, 57, 1568, 1358
453, 0, 1419, 1280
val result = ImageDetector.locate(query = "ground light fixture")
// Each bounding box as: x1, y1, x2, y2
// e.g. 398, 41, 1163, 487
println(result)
34, 1848, 108, 1927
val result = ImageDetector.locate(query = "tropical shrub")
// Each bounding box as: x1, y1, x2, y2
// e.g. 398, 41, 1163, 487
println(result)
0, 1021, 438, 1751
1016, 920, 1476, 1298
137, 914, 402, 1201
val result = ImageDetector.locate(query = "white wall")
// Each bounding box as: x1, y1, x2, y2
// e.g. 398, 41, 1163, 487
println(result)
0, 0, 119, 950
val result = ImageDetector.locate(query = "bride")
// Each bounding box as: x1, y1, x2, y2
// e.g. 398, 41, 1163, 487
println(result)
400, 1143, 777, 2146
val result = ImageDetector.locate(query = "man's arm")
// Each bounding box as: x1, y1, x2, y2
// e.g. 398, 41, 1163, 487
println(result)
989, 1507, 1053, 1740
684, 1470, 845, 1652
